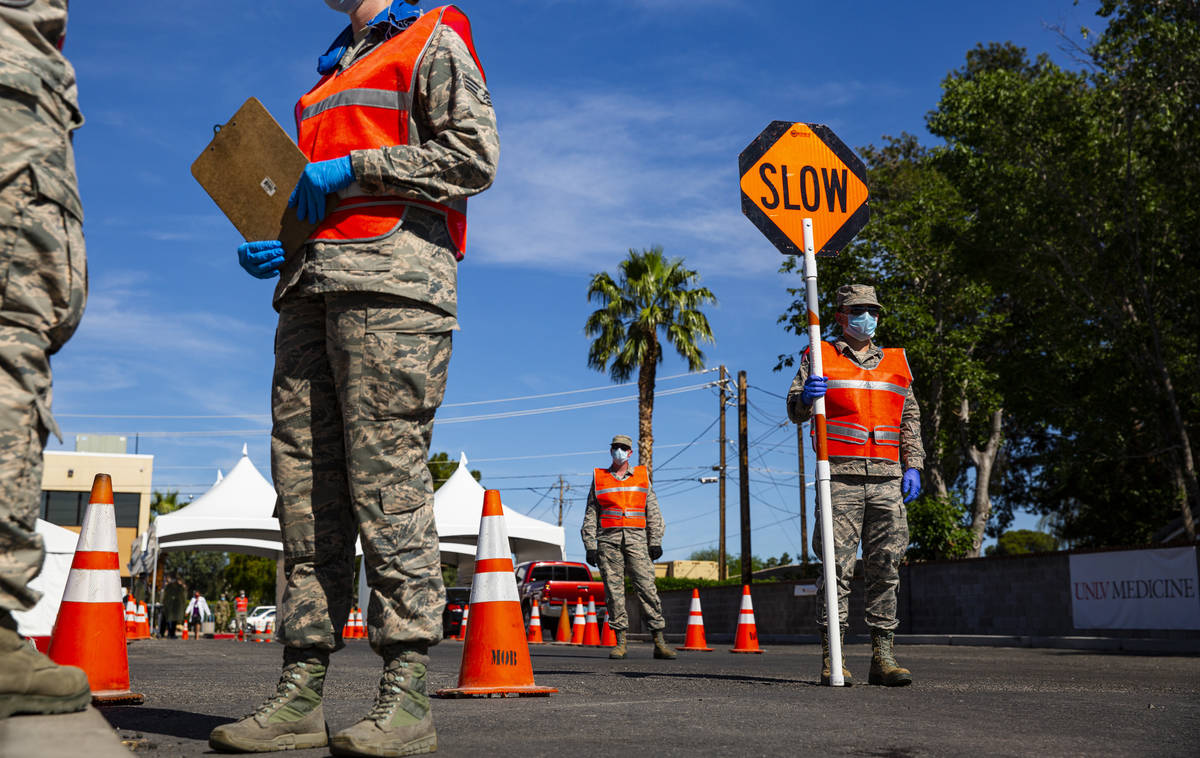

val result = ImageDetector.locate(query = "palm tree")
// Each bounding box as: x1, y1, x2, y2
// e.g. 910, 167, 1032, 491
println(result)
585, 246, 716, 477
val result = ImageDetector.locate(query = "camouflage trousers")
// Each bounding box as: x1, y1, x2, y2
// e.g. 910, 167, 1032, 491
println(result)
813, 474, 908, 631
596, 528, 664, 632
272, 291, 449, 655
0, 168, 85, 617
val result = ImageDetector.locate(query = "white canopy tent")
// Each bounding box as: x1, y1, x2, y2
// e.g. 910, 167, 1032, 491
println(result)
13, 519, 80, 639
433, 453, 564, 583
154, 445, 282, 558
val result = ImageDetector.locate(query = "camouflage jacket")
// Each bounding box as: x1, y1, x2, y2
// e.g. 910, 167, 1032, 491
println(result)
787, 337, 925, 478
274, 14, 500, 321
581, 467, 665, 551
0, 0, 84, 221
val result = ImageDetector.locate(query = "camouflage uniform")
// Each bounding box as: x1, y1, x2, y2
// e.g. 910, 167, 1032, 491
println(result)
581, 471, 666, 632
271, 19, 498, 655
787, 337, 924, 631
0, 0, 87, 621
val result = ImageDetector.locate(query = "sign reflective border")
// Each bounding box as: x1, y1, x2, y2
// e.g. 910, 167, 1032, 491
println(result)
739, 121, 869, 257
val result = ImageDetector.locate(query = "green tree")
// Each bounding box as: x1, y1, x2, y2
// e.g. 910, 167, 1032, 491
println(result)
164, 551, 226, 598
985, 529, 1058, 556
586, 246, 717, 477
926, 13, 1200, 546
223, 554, 277, 606
906, 494, 974, 561
150, 490, 184, 519
427, 452, 481, 491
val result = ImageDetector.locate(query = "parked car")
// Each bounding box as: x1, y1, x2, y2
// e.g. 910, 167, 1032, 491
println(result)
247, 605, 276, 633
515, 560, 607, 627
443, 587, 470, 637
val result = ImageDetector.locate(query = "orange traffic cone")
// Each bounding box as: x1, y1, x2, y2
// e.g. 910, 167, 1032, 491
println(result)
48, 474, 145, 704
136, 601, 150, 639
436, 490, 556, 697
582, 596, 601, 646
729, 585, 764, 654
124, 595, 137, 639
679, 588, 713, 651
600, 619, 617, 647
456, 604, 470, 641
182, 625, 189, 641
553, 600, 572, 643
569, 599, 585, 645
526, 600, 544, 644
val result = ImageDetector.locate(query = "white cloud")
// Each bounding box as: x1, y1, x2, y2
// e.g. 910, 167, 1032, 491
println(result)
469, 86, 779, 277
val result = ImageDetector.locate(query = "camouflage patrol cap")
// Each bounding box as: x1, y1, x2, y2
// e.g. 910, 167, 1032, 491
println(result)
836, 284, 882, 310
611, 434, 634, 449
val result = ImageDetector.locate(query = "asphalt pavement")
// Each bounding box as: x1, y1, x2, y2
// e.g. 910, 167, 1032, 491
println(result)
48, 636, 1191, 757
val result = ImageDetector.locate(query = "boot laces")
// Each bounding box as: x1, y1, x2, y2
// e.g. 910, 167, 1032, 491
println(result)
251, 664, 307, 719
366, 663, 417, 723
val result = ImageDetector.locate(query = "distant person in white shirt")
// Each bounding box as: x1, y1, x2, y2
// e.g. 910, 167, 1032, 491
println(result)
185, 591, 211, 640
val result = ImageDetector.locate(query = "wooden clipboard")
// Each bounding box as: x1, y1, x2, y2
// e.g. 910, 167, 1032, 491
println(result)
191, 97, 324, 255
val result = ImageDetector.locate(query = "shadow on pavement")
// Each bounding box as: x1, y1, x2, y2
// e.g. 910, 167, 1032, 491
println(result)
615, 670, 811, 685
99, 706, 232, 741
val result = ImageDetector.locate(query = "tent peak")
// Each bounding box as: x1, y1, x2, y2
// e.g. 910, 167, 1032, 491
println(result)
242, 442, 249, 457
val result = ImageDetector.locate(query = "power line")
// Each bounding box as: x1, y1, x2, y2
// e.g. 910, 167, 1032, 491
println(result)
56, 369, 718, 419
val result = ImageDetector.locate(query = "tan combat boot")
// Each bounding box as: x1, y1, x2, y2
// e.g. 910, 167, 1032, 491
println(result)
820, 628, 854, 686
330, 647, 436, 757
608, 630, 627, 659
209, 651, 329, 752
869, 628, 912, 687
652, 630, 677, 659
0, 623, 90, 718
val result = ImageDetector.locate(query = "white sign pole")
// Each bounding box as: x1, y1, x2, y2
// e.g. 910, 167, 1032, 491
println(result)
802, 217, 844, 686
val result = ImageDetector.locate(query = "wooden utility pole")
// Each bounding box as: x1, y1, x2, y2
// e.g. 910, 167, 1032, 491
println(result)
797, 422, 808, 564
557, 476, 566, 527
718, 365, 728, 580
738, 371, 751, 583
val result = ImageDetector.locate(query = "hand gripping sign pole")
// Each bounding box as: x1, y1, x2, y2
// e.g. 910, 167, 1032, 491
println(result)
802, 218, 844, 686
739, 121, 870, 688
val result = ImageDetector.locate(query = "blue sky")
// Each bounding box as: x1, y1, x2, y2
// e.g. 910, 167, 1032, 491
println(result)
53, 0, 1100, 563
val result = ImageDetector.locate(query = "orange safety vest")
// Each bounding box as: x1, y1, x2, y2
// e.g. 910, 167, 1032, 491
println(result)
595, 466, 650, 529
811, 341, 913, 463
294, 5, 484, 259
236, 596, 248, 613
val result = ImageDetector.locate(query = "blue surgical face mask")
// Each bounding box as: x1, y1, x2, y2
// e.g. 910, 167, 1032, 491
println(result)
325, 0, 365, 12
611, 448, 630, 465
845, 311, 877, 340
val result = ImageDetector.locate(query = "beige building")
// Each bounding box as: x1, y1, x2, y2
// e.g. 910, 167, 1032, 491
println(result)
40, 437, 154, 579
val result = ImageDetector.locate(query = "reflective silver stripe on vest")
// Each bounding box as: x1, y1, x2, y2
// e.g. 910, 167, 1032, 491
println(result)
300, 88, 411, 122
337, 190, 466, 215
595, 486, 649, 495
826, 379, 909, 396
873, 426, 901, 445
825, 420, 869, 444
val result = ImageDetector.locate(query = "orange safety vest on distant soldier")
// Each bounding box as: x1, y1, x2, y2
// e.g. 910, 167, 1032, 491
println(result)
294, 5, 484, 259
235, 596, 248, 613
594, 466, 650, 529
810, 341, 913, 464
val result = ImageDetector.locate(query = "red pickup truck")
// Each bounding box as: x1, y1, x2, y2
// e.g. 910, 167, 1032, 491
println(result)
515, 560, 607, 626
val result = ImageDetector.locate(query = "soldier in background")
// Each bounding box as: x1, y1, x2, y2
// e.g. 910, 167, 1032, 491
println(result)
0, 0, 90, 719
787, 284, 923, 687
209, 1, 498, 754
582, 434, 676, 661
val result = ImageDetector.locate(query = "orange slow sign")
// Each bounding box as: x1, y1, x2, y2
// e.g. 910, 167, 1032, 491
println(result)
739, 122, 869, 257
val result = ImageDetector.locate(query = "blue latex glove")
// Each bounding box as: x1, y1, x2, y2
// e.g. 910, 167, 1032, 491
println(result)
901, 468, 922, 503
238, 240, 285, 279
800, 375, 828, 405
289, 156, 355, 223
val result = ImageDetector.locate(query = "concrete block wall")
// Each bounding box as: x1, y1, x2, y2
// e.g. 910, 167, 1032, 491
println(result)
626, 548, 1200, 641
